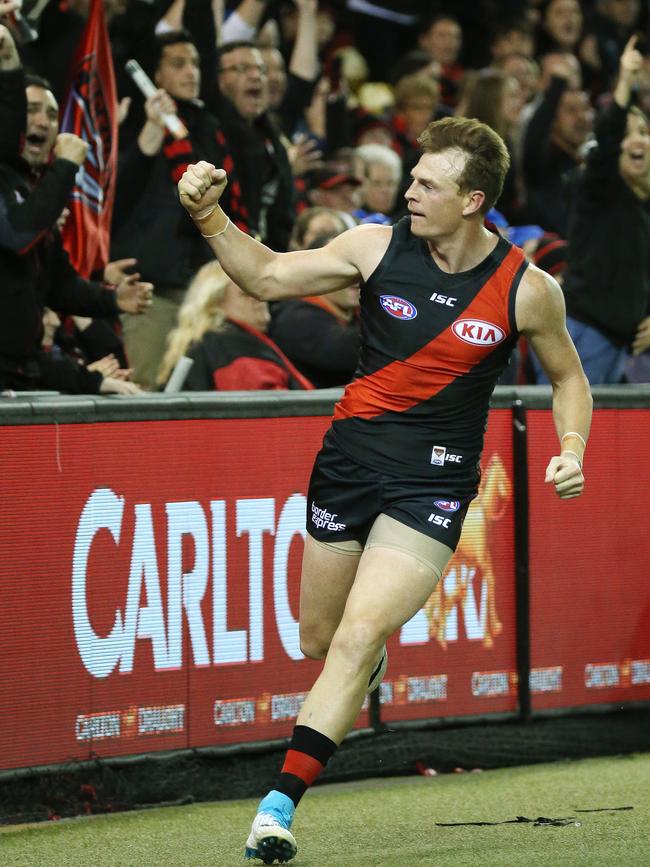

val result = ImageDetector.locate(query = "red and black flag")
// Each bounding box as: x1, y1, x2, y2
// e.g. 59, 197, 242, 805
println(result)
60, 0, 117, 279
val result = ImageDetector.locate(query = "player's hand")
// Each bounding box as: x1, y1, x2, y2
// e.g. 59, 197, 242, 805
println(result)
54, 133, 89, 166
115, 273, 154, 314
178, 161, 228, 218
544, 452, 584, 499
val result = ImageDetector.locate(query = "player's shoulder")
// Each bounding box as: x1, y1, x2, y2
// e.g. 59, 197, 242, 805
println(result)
516, 262, 566, 333
331, 223, 394, 279
338, 222, 393, 245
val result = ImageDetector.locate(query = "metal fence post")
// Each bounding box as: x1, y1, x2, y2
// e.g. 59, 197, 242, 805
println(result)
513, 399, 531, 722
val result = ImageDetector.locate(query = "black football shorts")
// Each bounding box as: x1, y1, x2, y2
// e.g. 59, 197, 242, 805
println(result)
306, 437, 476, 551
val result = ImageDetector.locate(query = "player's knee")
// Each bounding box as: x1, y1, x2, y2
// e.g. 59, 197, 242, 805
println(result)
300, 636, 329, 660
329, 619, 385, 671
299, 625, 331, 660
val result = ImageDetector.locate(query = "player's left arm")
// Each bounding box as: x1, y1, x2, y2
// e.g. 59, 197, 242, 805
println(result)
516, 265, 593, 499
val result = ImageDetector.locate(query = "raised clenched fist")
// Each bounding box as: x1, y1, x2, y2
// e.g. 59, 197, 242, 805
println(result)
178, 161, 228, 218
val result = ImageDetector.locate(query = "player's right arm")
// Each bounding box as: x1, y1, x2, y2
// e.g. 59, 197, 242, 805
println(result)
178, 160, 390, 301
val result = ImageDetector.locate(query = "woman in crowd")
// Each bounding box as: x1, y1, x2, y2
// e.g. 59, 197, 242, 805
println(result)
461, 68, 526, 221
156, 262, 313, 391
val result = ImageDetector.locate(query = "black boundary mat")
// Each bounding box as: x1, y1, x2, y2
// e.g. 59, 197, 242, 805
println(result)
1, 707, 649, 825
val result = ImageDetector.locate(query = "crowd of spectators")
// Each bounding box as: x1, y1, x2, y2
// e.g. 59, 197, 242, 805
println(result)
0, 0, 648, 394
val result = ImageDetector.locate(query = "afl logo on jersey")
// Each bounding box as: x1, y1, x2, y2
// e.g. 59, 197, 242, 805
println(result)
380, 295, 418, 320
452, 318, 505, 346
434, 499, 461, 513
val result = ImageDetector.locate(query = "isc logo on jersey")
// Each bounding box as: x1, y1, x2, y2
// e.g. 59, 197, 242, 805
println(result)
380, 295, 417, 320
452, 318, 505, 346
434, 500, 461, 513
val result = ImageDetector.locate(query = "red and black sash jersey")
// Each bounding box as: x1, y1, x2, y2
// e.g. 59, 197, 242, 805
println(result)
329, 216, 528, 482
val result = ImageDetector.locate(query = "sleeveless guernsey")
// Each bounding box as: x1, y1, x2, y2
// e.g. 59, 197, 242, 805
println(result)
328, 216, 528, 483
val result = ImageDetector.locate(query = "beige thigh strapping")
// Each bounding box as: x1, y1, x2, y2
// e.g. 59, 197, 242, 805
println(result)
309, 535, 363, 556
309, 514, 453, 578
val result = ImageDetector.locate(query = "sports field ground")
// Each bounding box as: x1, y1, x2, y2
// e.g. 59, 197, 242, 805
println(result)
2, 753, 648, 866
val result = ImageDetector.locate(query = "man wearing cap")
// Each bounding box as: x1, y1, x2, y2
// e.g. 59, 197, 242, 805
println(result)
306, 166, 362, 214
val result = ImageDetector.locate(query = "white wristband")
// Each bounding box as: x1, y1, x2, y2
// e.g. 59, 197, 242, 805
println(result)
561, 431, 586, 449
202, 217, 230, 238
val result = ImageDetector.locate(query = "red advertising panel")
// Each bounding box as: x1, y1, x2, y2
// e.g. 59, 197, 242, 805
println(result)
4, 405, 647, 773
1, 416, 362, 771
380, 409, 518, 723
528, 410, 650, 709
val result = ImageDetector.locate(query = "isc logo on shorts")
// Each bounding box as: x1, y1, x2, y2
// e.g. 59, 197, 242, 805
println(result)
379, 295, 417, 320
452, 318, 505, 346
428, 513, 451, 528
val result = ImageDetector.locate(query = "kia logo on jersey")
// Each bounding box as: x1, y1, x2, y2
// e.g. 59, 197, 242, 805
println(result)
452, 318, 505, 346
379, 295, 418, 320
434, 499, 461, 512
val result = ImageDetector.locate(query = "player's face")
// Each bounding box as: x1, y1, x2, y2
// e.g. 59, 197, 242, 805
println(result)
619, 111, 650, 186
22, 86, 59, 168
218, 47, 269, 121
155, 43, 201, 102
405, 150, 473, 238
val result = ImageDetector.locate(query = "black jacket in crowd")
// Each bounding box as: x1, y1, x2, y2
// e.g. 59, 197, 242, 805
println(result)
269, 298, 360, 388
111, 98, 222, 294
211, 93, 295, 251
111, 92, 296, 296
523, 76, 580, 237
562, 100, 650, 347
0, 69, 121, 390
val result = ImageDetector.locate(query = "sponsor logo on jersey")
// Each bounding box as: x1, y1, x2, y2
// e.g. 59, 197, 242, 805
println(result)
431, 446, 463, 466
434, 499, 461, 512
428, 513, 451, 528
452, 318, 505, 346
429, 292, 457, 307
379, 295, 417, 320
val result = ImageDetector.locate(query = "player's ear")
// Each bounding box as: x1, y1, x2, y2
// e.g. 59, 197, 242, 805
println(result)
462, 189, 485, 217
